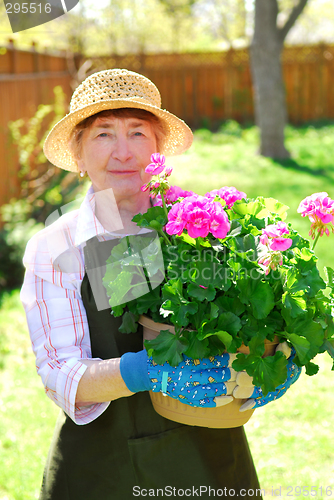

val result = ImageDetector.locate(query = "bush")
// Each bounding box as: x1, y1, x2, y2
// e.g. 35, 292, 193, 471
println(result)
0, 86, 84, 291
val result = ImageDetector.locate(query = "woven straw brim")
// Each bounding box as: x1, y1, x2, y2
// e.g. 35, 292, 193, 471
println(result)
43, 99, 193, 172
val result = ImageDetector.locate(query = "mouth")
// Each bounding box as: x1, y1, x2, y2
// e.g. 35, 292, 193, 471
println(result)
108, 170, 138, 175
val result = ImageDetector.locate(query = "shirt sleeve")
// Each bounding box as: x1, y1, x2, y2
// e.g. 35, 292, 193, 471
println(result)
20, 229, 111, 425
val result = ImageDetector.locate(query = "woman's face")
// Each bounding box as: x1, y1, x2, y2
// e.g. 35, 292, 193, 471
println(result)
77, 115, 156, 199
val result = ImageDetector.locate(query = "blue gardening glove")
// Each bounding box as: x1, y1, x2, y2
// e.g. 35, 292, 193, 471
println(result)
217, 342, 302, 412
120, 349, 238, 408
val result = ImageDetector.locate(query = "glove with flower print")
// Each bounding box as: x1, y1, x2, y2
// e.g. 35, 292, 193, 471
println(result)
120, 349, 238, 408
215, 342, 302, 412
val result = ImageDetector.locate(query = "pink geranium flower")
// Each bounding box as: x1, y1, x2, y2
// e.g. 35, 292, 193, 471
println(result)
262, 221, 290, 238
260, 222, 292, 251
153, 186, 195, 207
145, 153, 166, 175
165, 203, 187, 236
297, 192, 334, 239
210, 210, 230, 239
186, 208, 211, 238
269, 237, 293, 252
259, 252, 284, 275
165, 194, 231, 239
207, 186, 246, 209
259, 222, 292, 273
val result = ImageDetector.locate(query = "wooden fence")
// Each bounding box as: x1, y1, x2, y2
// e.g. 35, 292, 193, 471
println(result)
0, 41, 73, 212
1, 42, 334, 210
90, 44, 334, 128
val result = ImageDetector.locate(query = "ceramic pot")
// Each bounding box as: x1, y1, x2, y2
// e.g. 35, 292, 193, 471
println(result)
139, 315, 279, 429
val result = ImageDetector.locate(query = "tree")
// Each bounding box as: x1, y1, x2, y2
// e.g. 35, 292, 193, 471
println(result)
194, 0, 249, 48
158, 0, 197, 51
250, 0, 309, 158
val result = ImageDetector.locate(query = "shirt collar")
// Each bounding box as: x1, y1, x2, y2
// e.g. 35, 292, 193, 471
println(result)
74, 185, 152, 247
74, 185, 108, 247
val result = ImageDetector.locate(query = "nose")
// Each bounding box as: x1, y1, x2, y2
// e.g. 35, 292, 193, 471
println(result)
111, 134, 133, 163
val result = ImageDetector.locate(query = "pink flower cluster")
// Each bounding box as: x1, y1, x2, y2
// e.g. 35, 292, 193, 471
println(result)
297, 192, 334, 238
206, 186, 246, 209
259, 252, 284, 276
260, 221, 293, 252
165, 195, 231, 239
153, 185, 194, 207
142, 153, 173, 194
259, 222, 292, 275
145, 153, 166, 175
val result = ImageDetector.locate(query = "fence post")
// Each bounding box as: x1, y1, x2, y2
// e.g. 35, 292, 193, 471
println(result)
8, 39, 17, 74
32, 41, 40, 73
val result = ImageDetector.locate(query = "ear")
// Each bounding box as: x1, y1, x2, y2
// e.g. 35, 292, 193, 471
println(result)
76, 156, 86, 172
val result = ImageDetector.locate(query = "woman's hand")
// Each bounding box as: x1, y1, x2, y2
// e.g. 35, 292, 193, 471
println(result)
215, 343, 302, 412
120, 350, 237, 408
76, 358, 134, 406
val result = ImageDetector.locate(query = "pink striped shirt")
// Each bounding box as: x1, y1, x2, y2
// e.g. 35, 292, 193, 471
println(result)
20, 186, 125, 425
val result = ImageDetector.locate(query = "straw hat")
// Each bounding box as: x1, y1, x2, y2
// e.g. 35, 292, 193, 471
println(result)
43, 68, 193, 172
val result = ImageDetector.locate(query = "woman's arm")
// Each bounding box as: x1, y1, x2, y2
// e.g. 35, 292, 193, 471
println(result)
76, 358, 134, 405
20, 228, 135, 425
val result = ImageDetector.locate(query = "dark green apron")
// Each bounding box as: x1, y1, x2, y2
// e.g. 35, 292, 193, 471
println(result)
39, 237, 262, 500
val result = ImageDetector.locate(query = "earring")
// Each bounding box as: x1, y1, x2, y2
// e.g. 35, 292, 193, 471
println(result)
80, 171, 85, 178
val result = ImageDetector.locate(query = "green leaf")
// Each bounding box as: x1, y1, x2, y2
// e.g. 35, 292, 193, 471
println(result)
162, 278, 185, 302
238, 277, 275, 319
187, 260, 232, 291
161, 279, 198, 326
324, 267, 334, 289
217, 312, 242, 336
214, 295, 246, 317
232, 199, 265, 218
130, 286, 162, 315
284, 269, 310, 294
215, 331, 233, 350
111, 305, 125, 317
304, 361, 319, 376
258, 312, 284, 339
259, 198, 289, 220
232, 351, 288, 395
210, 302, 220, 320
183, 332, 210, 359
118, 311, 139, 333
306, 267, 326, 297
287, 333, 311, 364
324, 339, 334, 360
187, 282, 216, 301
282, 291, 307, 317
144, 329, 189, 366
229, 233, 260, 260
132, 206, 167, 230
105, 267, 149, 307
248, 333, 266, 357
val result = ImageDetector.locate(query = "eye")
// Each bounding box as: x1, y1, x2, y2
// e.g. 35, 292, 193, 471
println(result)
134, 131, 144, 136
98, 132, 109, 138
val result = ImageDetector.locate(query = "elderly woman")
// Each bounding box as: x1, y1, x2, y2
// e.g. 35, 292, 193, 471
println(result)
21, 69, 294, 499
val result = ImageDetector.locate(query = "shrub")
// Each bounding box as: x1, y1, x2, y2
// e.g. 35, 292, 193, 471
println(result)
0, 86, 84, 290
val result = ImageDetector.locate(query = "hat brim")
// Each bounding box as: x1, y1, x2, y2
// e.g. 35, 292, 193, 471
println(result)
43, 99, 193, 172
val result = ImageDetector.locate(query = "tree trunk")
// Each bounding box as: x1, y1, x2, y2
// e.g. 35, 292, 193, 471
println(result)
250, 0, 290, 159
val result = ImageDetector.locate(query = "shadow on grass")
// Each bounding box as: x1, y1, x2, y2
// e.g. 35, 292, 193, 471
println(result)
274, 157, 334, 183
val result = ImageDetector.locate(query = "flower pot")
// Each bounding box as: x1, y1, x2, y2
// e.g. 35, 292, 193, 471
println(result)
139, 315, 279, 429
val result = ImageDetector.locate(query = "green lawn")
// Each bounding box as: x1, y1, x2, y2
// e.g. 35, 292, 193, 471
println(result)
171, 122, 334, 276
1, 123, 334, 499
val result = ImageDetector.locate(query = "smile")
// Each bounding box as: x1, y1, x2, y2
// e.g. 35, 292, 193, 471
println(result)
108, 170, 138, 175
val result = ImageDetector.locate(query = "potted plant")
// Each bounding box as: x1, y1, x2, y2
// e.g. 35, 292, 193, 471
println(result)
103, 154, 334, 428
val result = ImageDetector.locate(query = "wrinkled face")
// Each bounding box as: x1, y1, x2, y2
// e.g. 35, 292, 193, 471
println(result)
77, 116, 156, 200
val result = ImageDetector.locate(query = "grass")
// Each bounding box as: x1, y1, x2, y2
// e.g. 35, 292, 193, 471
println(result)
1, 123, 334, 499
170, 121, 334, 279
0, 291, 59, 500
